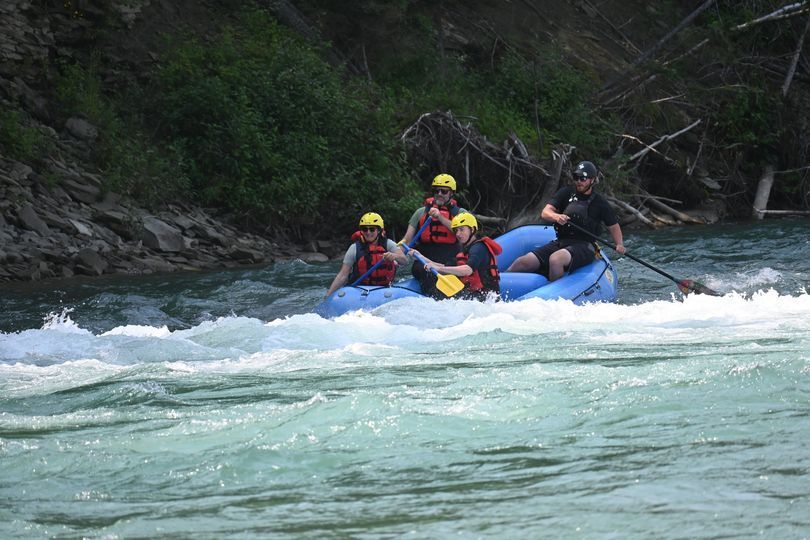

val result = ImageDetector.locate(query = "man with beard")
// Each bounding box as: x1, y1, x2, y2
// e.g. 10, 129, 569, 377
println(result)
507, 160, 626, 281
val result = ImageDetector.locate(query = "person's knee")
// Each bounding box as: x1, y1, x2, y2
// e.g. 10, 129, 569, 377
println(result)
507, 253, 539, 272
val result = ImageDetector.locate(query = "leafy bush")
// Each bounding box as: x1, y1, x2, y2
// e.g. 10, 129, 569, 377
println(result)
54, 61, 189, 202
147, 11, 415, 237
0, 107, 51, 163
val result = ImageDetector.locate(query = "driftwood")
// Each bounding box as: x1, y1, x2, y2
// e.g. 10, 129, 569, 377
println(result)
645, 197, 706, 225
783, 13, 810, 96
752, 165, 776, 220
399, 111, 550, 229
754, 209, 810, 215
606, 195, 656, 228
628, 119, 702, 162
733, 2, 809, 32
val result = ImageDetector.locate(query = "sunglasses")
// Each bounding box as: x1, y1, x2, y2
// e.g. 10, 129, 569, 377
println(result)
573, 176, 590, 183
433, 188, 451, 195
360, 227, 379, 233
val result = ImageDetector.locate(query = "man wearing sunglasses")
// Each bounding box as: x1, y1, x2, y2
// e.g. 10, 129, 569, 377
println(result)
325, 212, 408, 299
506, 160, 626, 281
397, 173, 467, 295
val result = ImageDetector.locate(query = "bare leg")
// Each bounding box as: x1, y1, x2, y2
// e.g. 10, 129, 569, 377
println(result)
548, 248, 572, 281
506, 252, 541, 273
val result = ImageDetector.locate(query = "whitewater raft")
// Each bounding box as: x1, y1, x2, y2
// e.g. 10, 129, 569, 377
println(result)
314, 224, 617, 318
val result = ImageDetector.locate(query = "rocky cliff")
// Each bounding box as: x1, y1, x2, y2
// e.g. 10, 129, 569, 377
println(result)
0, 1, 336, 283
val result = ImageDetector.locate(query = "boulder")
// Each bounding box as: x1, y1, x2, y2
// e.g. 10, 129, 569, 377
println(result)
17, 204, 51, 236
65, 117, 98, 141
76, 247, 108, 276
141, 216, 185, 252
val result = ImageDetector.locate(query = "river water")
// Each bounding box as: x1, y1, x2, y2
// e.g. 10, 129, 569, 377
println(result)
1, 219, 808, 538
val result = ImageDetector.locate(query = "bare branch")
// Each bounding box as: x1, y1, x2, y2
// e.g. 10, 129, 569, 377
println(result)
600, 0, 716, 94
732, 1, 809, 32
628, 119, 702, 162
782, 12, 810, 96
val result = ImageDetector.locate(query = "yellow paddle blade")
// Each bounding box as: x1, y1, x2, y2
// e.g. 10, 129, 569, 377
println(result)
435, 273, 465, 297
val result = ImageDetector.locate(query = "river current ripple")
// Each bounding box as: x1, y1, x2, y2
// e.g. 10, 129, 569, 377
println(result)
1, 219, 808, 538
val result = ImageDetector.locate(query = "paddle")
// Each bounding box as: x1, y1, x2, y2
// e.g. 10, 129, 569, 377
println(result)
566, 221, 720, 296
401, 244, 465, 297
349, 217, 433, 287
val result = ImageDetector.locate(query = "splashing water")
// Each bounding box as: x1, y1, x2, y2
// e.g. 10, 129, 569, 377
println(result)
1, 220, 809, 538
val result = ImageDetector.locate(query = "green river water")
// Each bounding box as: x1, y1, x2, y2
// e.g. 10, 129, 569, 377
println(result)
1, 219, 808, 538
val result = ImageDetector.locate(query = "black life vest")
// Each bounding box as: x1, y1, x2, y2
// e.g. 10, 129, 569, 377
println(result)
555, 192, 597, 240
349, 231, 396, 286
418, 198, 461, 244
455, 237, 502, 293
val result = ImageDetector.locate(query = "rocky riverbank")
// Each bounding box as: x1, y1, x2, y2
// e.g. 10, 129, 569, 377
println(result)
0, 150, 338, 283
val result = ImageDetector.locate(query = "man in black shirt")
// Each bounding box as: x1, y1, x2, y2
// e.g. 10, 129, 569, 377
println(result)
507, 160, 626, 281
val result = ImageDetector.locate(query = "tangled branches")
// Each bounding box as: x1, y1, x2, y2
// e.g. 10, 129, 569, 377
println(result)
400, 111, 565, 230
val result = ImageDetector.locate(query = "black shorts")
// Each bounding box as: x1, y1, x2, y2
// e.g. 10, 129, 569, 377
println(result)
531, 240, 596, 277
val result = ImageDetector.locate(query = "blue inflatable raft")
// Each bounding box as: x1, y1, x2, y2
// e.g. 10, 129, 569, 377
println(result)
314, 225, 617, 317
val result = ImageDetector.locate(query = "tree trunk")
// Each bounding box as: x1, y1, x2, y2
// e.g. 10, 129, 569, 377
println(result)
752, 165, 776, 220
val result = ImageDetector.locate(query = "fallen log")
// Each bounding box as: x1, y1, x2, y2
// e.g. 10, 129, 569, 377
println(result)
754, 209, 810, 216
645, 197, 706, 225
605, 195, 656, 228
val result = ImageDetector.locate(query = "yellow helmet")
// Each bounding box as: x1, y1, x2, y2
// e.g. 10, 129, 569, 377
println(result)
431, 173, 457, 191
358, 212, 384, 229
451, 213, 477, 231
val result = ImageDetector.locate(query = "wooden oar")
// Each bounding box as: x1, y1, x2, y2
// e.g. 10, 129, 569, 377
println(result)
567, 221, 720, 296
401, 244, 465, 297
349, 217, 433, 287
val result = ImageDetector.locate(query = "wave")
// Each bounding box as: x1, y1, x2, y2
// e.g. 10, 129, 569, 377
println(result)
2, 289, 808, 369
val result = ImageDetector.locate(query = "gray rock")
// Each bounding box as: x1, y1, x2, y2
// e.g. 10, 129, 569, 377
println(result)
68, 218, 93, 236
61, 177, 100, 204
10, 162, 33, 182
298, 252, 329, 263
17, 204, 51, 236
65, 117, 98, 141
76, 247, 108, 276
141, 216, 185, 252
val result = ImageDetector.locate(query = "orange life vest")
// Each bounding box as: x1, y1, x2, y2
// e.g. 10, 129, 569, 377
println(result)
418, 198, 461, 245
455, 237, 502, 293
349, 231, 396, 286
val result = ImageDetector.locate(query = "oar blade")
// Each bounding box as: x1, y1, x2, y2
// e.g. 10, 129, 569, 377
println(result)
436, 274, 465, 297
678, 279, 721, 296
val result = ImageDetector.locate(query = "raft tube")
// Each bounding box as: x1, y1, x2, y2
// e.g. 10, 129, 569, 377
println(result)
314, 225, 617, 317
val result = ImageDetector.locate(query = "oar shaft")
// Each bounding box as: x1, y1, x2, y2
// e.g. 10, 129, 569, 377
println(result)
567, 221, 681, 285
401, 244, 439, 276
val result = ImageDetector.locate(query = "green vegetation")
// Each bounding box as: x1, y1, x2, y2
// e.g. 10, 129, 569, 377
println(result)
0, 107, 51, 163
54, 60, 190, 203
8, 2, 621, 238
145, 11, 418, 236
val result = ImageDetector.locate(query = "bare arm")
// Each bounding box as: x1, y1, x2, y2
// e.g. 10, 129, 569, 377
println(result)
325, 264, 351, 298
384, 245, 409, 265
606, 223, 626, 254
541, 203, 568, 225
399, 224, 417, 246
427, 262, 473, 277
428, 207, 453, 229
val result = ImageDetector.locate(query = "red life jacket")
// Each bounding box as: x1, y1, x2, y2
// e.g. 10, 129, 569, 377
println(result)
418, 198, 461, 244
349, 231, 397, 286
455, 237, 502, 293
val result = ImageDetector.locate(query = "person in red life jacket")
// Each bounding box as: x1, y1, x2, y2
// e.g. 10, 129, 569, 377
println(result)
397, 173, 467, 296
506, 160, 626, 281
325, 212, 408, 299
416, 213, 502, 301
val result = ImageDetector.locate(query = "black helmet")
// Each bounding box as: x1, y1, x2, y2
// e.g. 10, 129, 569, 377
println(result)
573, 161, 598, 180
